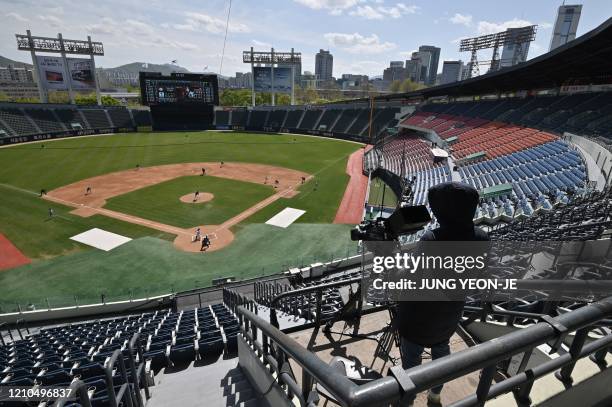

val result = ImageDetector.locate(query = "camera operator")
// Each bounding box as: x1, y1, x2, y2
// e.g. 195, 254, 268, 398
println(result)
397, 182, 489, 406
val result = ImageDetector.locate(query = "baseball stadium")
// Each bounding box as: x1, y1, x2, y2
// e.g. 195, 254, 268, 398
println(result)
1, 3, 612, 407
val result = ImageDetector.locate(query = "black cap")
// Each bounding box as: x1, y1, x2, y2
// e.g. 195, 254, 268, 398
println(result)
427, 182, 479, 227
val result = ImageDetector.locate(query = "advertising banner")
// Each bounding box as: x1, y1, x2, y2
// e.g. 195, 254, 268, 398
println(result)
253, 66, 292, 93
36, 56, 67, 90
36, 56, 96, 91
67, 58, 96, 90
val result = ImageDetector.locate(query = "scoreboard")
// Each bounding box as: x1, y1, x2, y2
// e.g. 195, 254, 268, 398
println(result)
139, 72, 219, 106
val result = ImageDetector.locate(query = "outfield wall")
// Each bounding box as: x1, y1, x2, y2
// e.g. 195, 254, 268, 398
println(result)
0, 126, 138, 146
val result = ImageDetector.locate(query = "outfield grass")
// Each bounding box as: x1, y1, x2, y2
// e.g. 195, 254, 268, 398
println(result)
0, 184, 174, 259
0, 224, 358, 312
0, 131, 361, 305
105, 175, 275, 228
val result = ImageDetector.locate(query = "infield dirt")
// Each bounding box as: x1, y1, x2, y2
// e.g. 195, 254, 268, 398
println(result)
44, 162, 310, 252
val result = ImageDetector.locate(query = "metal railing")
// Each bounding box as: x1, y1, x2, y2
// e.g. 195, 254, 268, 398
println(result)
236, 296, 612, 407
127, 332, 151, 406
267, 276, 362, 327
238, 305, 401, 407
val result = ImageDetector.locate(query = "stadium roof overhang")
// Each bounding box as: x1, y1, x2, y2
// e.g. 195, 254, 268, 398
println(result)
375, 17, 612, 101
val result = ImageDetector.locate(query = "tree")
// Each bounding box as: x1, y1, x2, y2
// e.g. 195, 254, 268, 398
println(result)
399, 78, 426, 93
101, 95, 121, 106
48, 91, 70, 104
74, 93, 120, 106
389, 80, 402, 93
220, 89, 252, 106
220, 88, 293, 107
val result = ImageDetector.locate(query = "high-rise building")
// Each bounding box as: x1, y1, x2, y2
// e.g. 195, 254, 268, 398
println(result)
315, 49, 333, 81
411, 51, 432, 83
549, 4, 582, 51
418, 45, 441, 86
500, 27, 531, 68
405, 59, 421, 82
440, 61, 464, 85
383, 61, 408, 82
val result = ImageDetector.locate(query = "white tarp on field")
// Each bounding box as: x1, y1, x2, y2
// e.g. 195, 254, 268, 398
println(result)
70, 228, 132, 251
265, 208, 306, 228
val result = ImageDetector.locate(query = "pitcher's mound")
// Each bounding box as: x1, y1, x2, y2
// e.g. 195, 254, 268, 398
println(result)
179, 192, 214, 204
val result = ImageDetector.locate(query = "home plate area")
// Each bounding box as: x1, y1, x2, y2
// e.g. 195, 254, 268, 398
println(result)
70, 228, 132, 251
265, 207, 306, 228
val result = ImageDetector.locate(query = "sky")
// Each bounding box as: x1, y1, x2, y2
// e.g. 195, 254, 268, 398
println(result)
0, 0, 611, 78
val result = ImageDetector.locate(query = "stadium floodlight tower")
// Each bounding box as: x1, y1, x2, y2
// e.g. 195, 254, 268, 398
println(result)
15, 29, 104, 104
459, 25, 537, 78
243, 47, 301, 106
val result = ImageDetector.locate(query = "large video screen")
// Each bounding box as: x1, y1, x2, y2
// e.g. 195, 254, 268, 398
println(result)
140, 72, 219, 106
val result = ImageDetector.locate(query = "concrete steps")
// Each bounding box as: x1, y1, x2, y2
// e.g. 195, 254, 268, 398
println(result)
222, 366, 262, 407
486, 351, 612, 406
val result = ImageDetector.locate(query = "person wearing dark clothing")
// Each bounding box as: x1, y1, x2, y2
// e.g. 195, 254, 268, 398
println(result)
397, 182, 489, 405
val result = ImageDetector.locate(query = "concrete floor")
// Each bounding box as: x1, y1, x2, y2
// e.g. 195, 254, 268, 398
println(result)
146, 355, 240, 407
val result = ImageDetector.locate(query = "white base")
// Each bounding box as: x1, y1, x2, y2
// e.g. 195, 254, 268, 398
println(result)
70, 228, 132, 251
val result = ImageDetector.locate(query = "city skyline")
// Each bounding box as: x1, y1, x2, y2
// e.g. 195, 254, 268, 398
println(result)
0, 0, 611, 79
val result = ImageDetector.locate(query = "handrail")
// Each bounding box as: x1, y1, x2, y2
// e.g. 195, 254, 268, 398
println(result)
0, 322, 6, 346
237, 296, 612, 407
56, 379, 92, 407
388, 296, 612, 402
238, 305, 402, 407
450, 334, 612, 407
128, 332, 150, 406
269, 277, 362, 307
105, 348, 135, 407
266, 276, 362, 327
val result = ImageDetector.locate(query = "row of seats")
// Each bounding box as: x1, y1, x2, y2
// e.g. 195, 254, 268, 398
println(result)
402, 112, 557, 159
218, 106, 399, 140
460, 140, 587, 199
0, 104, 142, 137
256, 271, 364, 322
377, 132, 442, 176
1, 303, 239, 406
365, 129, 589, 224
490, 188, 611, 241
417, 92, 612, 138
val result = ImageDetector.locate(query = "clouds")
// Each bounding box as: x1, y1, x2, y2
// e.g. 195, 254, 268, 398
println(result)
6, 12, 29, 23
252, 39, 272, 48
85, 17, 199, 51
450, 14, 552, 35
38, 15, 63, 28
293, 0, 360, 15
449, 13, 472, 27
477, 18, 535, 35
349, 3, 418, 20
174, 12, 250, 34
294, 0, 417, 19
324, 32, 396, 53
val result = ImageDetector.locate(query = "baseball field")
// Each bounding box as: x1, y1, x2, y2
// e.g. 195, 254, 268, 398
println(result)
0, 131, 365, 311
